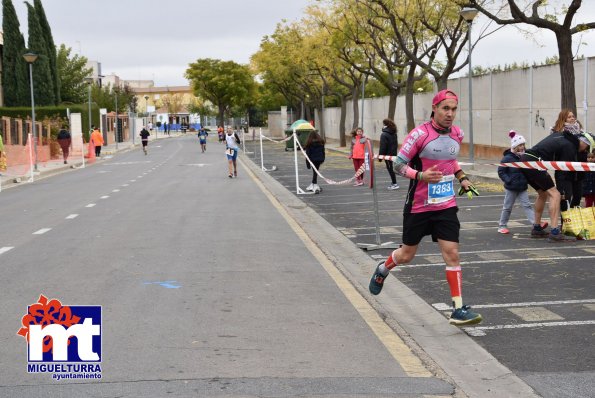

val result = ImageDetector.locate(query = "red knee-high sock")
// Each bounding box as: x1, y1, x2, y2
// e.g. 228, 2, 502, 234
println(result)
446, 266, 463, 309
384, 250, 398, 270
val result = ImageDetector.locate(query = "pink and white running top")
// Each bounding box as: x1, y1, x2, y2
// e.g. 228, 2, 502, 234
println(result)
399, 121, 464, 214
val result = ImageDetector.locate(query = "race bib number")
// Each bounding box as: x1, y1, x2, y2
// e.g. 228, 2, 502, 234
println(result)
427, 175, 455, 204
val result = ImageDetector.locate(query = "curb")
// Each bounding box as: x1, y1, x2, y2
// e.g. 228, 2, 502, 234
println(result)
239, 152, 539, 398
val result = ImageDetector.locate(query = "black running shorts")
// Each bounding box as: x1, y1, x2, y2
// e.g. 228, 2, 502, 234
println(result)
518, 154, 555, 191
402, 207, 460, 245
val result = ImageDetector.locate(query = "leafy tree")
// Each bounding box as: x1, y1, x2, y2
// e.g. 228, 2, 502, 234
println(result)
465, 0, 595, 113
56, 44, 92, 104
187, 97, 216, 124
160, 93, 185, 116
33, 0, 59, 103
185, 58, 256, 127
2, 0, 29, 106
25, 1, 55, 105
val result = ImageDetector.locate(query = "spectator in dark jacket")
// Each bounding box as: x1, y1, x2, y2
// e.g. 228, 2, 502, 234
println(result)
497, 131, 544, 234
583, 150, 595, 207
378, 118, 399, 190
520, 129, 592, 241
304, 131, 325, 193
550, 110, 586, 211
57, 125, 72, 164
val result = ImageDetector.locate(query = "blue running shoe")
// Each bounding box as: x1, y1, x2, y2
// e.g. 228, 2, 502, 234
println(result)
449, 305, 483, 326
369, 262, 387, 295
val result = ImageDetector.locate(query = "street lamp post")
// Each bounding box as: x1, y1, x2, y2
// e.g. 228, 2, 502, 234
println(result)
114, 90, 119, 150
360, 74, 366, 127
320, 83, 325, 140
84, 77, 93, 133
23, 52, 38, 171
144, 95, 149, 126
460, 7, 478, 163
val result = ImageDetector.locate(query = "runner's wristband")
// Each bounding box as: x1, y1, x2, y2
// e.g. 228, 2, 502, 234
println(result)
458, 175, 469, 183
417, 172, 423, 181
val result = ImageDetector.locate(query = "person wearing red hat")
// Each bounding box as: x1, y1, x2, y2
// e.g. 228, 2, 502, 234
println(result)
368, 89, 482, 326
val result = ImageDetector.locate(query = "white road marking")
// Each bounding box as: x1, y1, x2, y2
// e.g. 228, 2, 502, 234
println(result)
0, 247, 14, 255
112, 189, 120, 192
463, 320, 595, 337
508, 307, 564, 322
399, 255, 595, 268
86, 203, 96, 208
321, 204, 504, 215
130, 180, 136, 182
100, 196, 109, 199
452, 245, 592, 256
433, 298, 595, 311
65, 214, 78, 219
33, 228, 51, 235
122, 184, 129, 187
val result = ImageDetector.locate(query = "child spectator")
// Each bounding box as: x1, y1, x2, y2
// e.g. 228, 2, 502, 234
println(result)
582, 150, 595, 207
349, 127, 366, 186
304, 131, 325, 193
497, 131, 547, 234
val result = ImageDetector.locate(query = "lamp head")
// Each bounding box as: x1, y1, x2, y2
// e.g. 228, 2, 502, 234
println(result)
144, 95, 149, 100
460, 7, 478, 22
23, 52, 38, 63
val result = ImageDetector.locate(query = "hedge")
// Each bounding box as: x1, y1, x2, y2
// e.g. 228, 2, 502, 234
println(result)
0, 104, 100, 141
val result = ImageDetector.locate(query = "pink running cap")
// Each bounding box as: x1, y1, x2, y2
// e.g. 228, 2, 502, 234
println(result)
432, 90, 458, 106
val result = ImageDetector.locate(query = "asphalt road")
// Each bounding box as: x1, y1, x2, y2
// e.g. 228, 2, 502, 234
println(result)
248, 137, 595, 398
1, 136, 455, 397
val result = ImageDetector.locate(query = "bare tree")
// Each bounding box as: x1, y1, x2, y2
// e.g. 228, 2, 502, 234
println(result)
467, 0, 595, 113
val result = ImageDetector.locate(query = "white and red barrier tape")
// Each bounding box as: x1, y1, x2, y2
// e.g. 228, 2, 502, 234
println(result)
293, 134, 366, 185
259, 133, 293, 143
496, 160, 595, 172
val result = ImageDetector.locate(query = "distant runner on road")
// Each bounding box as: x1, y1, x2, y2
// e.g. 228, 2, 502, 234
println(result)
368, 89, 482, 326
140, 127, 150, 155
198, 127, 208, 153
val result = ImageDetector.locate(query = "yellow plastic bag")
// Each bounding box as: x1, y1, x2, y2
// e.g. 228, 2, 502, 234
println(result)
561, 207, 585, 238
0, 152, 7, 172
578, 207, 595, 240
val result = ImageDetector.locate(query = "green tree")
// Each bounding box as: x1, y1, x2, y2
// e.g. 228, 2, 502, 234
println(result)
25, 1, 55, 105
466, 0, 595, 114
185, 59, 256, 127
56, 44, 92, 103
33, 0, 59, 103
2, 0, 29, 106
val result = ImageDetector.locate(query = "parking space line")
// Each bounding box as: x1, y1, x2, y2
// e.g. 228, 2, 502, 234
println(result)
508, 307, 564, 322
463, 320, 595, 337
433, 299, 595, 311
399, 255, 595, 268
0, 247, 14, 255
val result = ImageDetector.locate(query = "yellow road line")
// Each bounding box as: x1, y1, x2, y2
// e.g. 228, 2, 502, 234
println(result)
242, 159, 431, 377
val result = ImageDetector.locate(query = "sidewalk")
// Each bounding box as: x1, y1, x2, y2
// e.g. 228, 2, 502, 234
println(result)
0, 132, 182, 191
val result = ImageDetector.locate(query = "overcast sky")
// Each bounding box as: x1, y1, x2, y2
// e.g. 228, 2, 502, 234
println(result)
4, 0, 595, 87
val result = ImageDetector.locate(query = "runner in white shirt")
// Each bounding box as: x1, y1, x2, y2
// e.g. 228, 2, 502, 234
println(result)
225, 128, 240, 178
